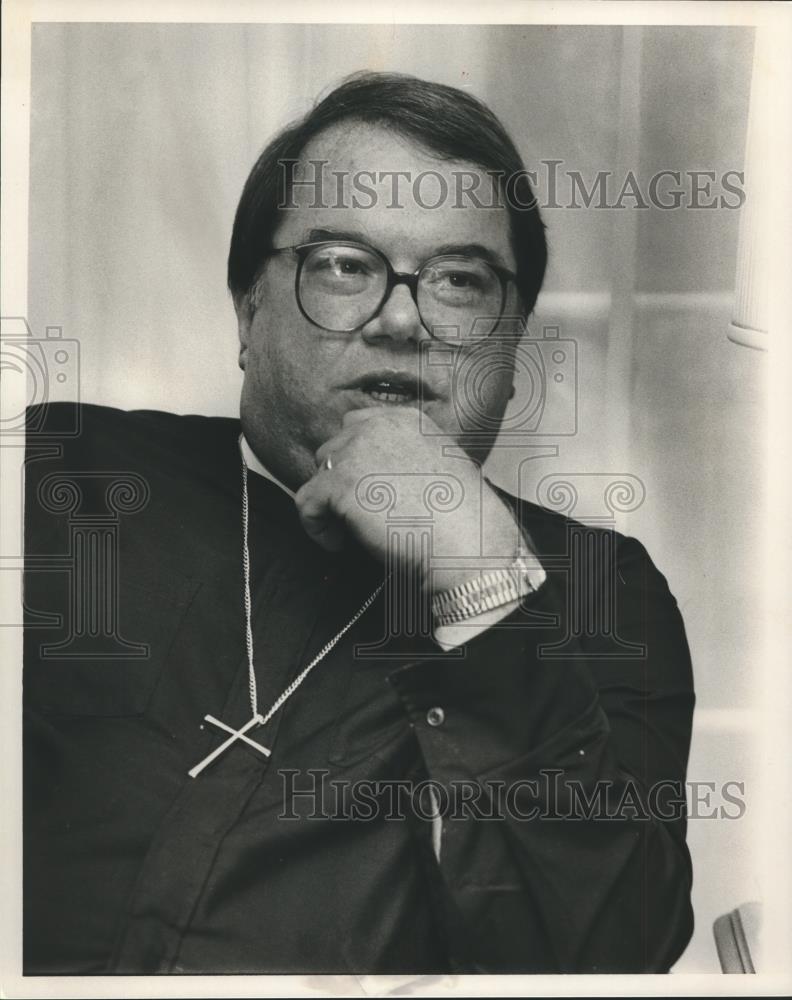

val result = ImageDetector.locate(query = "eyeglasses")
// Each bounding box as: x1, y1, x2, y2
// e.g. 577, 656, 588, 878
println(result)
257, 240, 518, 343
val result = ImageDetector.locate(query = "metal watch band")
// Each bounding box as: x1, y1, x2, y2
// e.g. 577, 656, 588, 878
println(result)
431, 555, 547, 628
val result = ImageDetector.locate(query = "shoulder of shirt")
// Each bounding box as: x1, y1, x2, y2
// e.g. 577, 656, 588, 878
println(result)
24, 401, 241, 471
486, 477, 670, 596
25, 404, 670, 598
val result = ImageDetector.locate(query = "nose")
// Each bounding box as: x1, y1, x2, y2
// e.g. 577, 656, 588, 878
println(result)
361, 282, 429, 346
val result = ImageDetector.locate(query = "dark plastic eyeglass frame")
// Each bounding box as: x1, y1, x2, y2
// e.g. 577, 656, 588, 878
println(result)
259, 239, 518, 337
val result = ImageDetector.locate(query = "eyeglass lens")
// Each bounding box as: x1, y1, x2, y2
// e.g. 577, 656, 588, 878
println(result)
298, 243, 503, 340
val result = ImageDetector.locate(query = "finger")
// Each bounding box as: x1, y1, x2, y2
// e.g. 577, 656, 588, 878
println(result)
294, 479, 347, 552
342, 405, 422, 430
314, 425, 358, 468
341, 407, 388, 427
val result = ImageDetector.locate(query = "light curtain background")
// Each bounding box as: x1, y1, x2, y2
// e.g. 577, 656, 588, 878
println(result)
28, 23, 762, 973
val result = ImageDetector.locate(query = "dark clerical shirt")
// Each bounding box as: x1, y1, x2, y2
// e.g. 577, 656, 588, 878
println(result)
23, 403, 695, 974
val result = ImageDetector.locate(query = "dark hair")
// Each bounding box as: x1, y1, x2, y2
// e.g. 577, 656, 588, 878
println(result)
227, 71, 547, 315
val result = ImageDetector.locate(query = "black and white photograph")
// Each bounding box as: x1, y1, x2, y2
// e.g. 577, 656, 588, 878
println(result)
2, 0, 791, 995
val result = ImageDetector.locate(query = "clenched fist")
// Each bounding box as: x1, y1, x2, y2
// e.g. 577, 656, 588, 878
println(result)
294, 406, 530, 597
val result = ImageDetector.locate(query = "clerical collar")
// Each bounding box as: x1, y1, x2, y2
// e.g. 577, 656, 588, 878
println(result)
239, 435, 295, 498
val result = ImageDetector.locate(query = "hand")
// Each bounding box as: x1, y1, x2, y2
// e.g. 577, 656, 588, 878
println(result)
294, 407, 528, 596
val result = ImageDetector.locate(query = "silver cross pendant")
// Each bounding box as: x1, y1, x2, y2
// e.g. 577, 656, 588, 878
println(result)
188, 713, 271, 778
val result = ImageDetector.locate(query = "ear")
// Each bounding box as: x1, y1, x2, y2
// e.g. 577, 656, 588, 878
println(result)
234, 293, 254, 371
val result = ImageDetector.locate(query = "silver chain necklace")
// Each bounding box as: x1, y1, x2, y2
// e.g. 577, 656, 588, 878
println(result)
188, 456, 385, 778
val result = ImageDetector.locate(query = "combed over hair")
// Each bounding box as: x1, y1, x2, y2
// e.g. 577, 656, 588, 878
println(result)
228, 71, 547, 315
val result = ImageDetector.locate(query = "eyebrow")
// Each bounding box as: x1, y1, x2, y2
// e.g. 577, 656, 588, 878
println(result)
307, 227, 370, 245
433, 242, 510, 270
305, 228, 511, 271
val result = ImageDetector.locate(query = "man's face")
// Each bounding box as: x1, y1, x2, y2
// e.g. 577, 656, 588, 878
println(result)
237, 122, 523, 490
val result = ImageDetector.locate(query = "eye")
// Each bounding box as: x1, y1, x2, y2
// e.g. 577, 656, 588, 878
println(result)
421, 259, 497, 300
445, 270, 484, 289
337, 258, 368, 277
307, 246, 378, 281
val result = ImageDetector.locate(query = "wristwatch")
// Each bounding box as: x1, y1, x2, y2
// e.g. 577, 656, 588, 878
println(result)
431, 550, 547, 628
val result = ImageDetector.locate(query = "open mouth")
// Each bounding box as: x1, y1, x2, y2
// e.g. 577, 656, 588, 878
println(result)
344, 372, 436, 406
363, 379, 418, 404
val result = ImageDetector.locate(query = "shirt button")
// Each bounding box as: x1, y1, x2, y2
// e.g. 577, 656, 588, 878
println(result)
426, 706, 445, 727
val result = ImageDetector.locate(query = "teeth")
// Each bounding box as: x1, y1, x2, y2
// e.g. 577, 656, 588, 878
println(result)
358, 380, 421, 404
369, 390, 412, 403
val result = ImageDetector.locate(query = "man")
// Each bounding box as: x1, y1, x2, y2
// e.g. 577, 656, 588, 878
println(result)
23, 73, 695, 974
